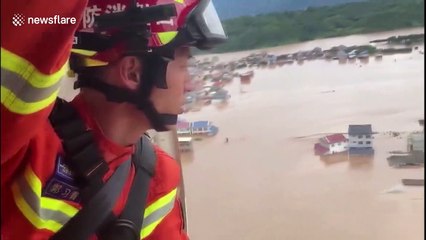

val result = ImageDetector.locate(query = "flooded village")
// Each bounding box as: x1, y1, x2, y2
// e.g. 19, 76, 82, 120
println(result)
176, 28, 425, 240
177, 32, 424, 157
177, 33, 424, 121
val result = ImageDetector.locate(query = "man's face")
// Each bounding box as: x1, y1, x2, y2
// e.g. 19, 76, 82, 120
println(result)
149, 47, 191, 115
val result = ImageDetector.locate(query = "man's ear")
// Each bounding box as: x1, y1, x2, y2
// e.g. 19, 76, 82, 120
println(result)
119, 56, 143, 90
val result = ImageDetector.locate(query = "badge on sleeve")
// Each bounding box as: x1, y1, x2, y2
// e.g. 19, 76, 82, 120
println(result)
42, 155, 81, 203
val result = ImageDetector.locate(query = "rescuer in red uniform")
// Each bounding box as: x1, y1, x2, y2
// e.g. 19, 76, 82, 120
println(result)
1, 0, 227, 239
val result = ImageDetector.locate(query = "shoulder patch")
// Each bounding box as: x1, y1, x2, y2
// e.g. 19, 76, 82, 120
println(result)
42, 155, 81, 203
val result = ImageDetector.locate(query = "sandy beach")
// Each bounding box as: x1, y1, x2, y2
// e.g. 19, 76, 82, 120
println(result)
180, 28, 425, 240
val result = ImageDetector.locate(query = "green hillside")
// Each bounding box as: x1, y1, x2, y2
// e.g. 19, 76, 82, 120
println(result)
211, 0, 424, 53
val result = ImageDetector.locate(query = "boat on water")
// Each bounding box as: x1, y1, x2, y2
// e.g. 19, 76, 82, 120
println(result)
401, 179, 424, 186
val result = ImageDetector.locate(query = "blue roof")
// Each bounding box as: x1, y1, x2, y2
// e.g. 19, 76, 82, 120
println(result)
192, 121, 210, 129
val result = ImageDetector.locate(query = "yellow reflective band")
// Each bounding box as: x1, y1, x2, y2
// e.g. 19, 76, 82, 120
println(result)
71, 49, 109, 67
144, 188, 177, 217
1, 86, 59, 114
141, 217, 167, 239
140, 188, 177, 239
2, 68, 62, 103
83, 58, 109, 67
157, 31, 178, 45
11, 166, 81, 233
175, 0, 184, 3
24, 167, 78, 217
71, 49, 98, 57
1, 48, 67, 88
11, 183, 63, 233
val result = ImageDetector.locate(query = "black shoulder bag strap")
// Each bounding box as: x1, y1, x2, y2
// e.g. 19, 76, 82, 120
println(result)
50, 158, 131, 240
100, 136, 157, 240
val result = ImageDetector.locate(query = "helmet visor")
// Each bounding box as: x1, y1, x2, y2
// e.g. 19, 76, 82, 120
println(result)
200, 1, 226, 37
175, 0, 227, 50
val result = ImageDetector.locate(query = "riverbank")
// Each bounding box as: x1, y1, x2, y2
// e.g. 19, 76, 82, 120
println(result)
200, 27, 424, 63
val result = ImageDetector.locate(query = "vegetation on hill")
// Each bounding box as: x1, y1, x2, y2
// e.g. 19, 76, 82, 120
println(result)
209, 0, 424, 53
213, 0, 365, 20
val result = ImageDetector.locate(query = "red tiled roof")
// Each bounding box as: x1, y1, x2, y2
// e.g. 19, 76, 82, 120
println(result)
314, 143, 329, 155
323, 134, 347, 144
177, 121, 191, 130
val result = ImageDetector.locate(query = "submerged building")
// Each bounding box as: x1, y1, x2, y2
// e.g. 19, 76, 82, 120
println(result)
348, 124, 374, 155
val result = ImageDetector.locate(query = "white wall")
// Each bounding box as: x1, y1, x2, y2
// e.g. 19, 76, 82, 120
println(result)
191, 127, 210, 134
177, 129, 191, 135
348, 134, 373, 148
329, 141, 348, 153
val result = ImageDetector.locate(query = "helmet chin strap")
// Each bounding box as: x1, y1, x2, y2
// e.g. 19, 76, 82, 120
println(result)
72, 54, 178, 132
158, 114, 178, 126
75, 77, 178, 132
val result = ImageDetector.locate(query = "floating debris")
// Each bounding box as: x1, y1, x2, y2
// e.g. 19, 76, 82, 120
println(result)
382, 184, 405, 194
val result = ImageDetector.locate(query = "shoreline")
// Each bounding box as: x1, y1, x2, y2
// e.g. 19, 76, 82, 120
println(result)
199, 27, 425, 62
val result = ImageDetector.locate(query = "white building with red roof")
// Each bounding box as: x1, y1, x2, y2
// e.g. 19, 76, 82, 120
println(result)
314, 133, 348, 155
177, 120, 192, 135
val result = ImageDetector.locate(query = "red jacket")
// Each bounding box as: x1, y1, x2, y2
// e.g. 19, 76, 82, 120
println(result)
1, 1, 188, 239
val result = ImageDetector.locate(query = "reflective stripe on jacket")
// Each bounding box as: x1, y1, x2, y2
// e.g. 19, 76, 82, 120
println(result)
1, 0, 188, 239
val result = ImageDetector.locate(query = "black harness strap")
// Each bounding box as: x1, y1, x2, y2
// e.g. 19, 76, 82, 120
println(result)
49, 98, 108, 201
49, 98, 158, 240
50, 159, 132, 240
99, 136, 157, 240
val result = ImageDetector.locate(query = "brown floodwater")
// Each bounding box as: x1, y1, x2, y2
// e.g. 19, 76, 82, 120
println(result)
180, 28, 425, 240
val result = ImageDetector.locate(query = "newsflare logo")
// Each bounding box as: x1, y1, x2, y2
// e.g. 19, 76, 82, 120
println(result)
12, 13, 25, 27
12, 13, 77, 27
